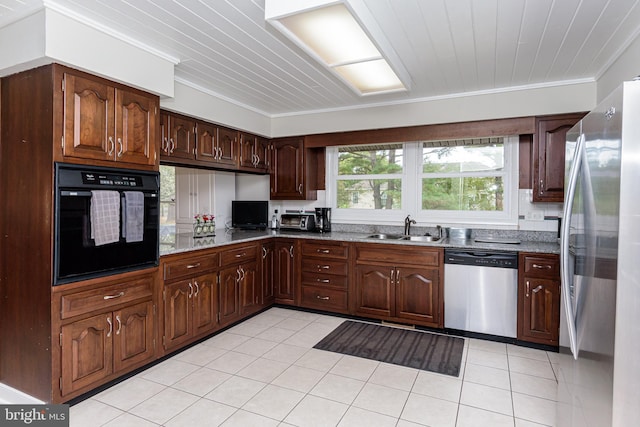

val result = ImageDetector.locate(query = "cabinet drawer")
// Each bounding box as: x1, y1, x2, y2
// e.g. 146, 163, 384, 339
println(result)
301, 258, 348, 276
301, 241, 348, 259
301, 285, 348, 312
163, 253, 219, 281
221, 244, 258, 266
301, 271, 347, 289
523, 255, 559, 278
356, 244, 440, 267
61, 277, 153, 320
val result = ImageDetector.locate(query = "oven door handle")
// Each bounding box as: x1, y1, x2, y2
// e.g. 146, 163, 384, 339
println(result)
60, 190, 93, 197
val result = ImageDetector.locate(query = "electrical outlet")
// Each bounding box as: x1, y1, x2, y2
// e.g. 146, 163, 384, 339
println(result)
525, 211, 544, 221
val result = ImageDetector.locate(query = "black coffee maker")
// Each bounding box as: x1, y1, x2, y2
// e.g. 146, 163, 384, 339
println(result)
314, 207, 331, 232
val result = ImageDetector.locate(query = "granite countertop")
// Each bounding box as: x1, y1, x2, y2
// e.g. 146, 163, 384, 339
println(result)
160, 229, 559, 256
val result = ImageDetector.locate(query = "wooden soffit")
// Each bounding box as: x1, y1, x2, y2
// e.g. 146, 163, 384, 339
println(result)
304, 116, 536, 148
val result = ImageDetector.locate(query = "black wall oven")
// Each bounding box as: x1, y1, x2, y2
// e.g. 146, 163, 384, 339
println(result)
54, 163, 160, 285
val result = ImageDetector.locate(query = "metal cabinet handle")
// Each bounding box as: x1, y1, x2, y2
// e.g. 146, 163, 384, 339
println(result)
193, 281, 199, 297
218, 147, 224, 159
390, 269, 395, 284
117, 137, 123, 158
317, 279, 330, 283
533, 285, 543, 294
526, 280, 530, 297
162, 137, 168, 152
316, 295, 330, 300
188, 282, 194, 298
262, 246, 267, 258
317, 265, 330, 270
115, 315, 122, 335
186, 263, 201, 269
235, 253, 246, 258
396, 268, 400, 283
298, 184, 303, 194
169, 138, 175, 153
289, 245, 294, 258
104, 291, 125, 300
106, 316, 112, 337
532, 264, 552, 269
108, 136, 115, 156
317, 249, 330, 254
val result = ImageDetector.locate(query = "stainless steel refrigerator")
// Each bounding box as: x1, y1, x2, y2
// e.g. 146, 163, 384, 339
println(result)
558, 79, 640, 426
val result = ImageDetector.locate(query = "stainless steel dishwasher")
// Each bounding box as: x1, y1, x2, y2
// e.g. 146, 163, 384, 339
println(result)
444, 250, 518, 338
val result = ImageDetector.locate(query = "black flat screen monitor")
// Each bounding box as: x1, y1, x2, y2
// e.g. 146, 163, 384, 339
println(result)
232, 200, 269, 230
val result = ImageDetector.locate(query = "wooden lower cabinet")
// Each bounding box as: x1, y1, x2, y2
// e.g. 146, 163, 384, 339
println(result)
239, 261, 260, 315
299, 241, 350, 314
354, 244, 443, 328
274, 239, 298, 304
163, 273, 219, 351
261, 242, 275, 305
60, 300, 154, 397
518, 253, 561, 345
219, 265, 241, 325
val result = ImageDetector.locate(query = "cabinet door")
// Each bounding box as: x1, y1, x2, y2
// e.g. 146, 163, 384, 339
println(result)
114, 88, 157, 165
238, 132, 257, 169
167, 114, 196, 159
519, 277, 560, 344
275, 240, 296, 304
270, 138, 304, 199
62, 72, 114, 162
395, 267, 439, 325
113, 301, 155, 372
216, 126, 238, 167
163, 280, 193, 350
533, 115, 582, 202
195, 121, 218, 163
61, 313, 113, 396
193, 273, 219, 336
261, 243, 275, 305
219, 266, 241, 325
355, 264, 394, 318
255, 137, 270, 172
240, 261, 260, 314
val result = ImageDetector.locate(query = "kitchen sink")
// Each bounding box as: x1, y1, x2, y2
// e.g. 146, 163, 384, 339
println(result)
365, 233, 406, 240
401, 235, 443, 242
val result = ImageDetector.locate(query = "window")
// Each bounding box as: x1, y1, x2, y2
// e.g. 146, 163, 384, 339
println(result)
336, 144, 403, 209
327, 137, 518, 226
421, 139, 505, 211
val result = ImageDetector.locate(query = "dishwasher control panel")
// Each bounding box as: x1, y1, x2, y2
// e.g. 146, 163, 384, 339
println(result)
444, 250, 518, 269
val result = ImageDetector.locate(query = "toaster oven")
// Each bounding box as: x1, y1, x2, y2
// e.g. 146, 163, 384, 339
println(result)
280, 213, 316, 231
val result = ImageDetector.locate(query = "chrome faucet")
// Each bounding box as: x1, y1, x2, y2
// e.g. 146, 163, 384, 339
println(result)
404, 215, 416, 235
436, 225, 443, 240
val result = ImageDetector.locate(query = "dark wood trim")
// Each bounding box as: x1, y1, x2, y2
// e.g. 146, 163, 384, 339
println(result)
519, 134, 533, 189
304, 116, 536, 148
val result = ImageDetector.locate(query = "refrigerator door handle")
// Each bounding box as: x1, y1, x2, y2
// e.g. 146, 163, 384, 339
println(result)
561, 133, 584, 360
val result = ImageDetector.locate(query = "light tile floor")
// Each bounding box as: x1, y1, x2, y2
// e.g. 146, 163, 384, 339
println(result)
70, 308, 559, 426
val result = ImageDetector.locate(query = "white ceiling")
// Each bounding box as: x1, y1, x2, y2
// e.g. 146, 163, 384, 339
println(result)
2, 0, 640, 116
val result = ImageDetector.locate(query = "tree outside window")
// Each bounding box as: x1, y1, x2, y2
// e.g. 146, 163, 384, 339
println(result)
337, 144, 403, 209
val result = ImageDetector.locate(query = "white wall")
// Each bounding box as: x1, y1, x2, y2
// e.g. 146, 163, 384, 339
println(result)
596, 34, 640, 102
0, 8, 175, 97
160, 81, 272, 137
270, 81, 597, 137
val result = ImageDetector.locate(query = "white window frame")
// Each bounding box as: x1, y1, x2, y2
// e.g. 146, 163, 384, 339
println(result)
326, 136, 519, 228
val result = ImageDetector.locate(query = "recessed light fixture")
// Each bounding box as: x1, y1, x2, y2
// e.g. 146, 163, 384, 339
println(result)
266, 0, 408, 96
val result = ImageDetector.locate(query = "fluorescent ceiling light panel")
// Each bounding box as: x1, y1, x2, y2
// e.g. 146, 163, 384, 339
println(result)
267, 1, 407, 96
334, 59, 404, 93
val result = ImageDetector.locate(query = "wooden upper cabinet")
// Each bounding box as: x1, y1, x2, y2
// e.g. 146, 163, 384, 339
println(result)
270, 137, 318, 200
532, 114, 584, 202
160, 111, 196, 160
216, 126, 239, 167
62, 70, 158, 167
239, 132, 269, 173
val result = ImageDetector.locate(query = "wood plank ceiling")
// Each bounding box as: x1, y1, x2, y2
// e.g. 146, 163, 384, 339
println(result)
1, 0, 639, 116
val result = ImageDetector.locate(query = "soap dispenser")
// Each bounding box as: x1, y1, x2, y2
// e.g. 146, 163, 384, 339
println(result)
271, 209, 279, 229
